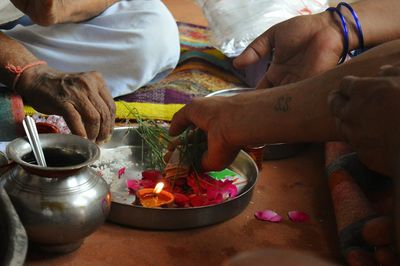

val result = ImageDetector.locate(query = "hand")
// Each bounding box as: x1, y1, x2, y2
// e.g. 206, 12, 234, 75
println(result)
169, 97, 243, 171
233, 12, 346, 88
17, 65, 115, 143
328, 65, 400, 176
10, 0, 115, 26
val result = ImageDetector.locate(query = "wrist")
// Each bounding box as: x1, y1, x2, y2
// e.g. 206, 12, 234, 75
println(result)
321, 8, 360, 56
15, 64, 53, 96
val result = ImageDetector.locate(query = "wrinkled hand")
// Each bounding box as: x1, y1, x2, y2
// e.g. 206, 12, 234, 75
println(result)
169, 97, 243, 171
17, 65, 115, 143
233, 12, 343, 88
328, 64, 400, 176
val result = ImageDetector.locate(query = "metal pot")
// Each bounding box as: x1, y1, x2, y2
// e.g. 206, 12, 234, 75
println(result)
2, 134, 110, 253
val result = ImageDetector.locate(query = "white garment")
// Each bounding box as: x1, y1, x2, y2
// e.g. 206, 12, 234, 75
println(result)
0, 0, 23, 24
2, 0, 180, 98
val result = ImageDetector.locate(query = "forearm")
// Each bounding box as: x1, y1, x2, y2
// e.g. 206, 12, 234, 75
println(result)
0, 33, 39, 89
10, 0, 119, 25
229, 39, 400, 146
340, 0, 400, 50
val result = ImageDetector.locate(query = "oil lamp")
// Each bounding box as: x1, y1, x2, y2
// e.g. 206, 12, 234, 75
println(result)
136, 182, 174, 208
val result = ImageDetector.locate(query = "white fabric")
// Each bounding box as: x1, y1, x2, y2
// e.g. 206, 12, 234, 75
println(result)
0, 0, 23, 24
2, 0, 180, 97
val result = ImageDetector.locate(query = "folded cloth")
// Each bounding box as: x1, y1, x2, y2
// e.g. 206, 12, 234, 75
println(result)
325, 142, 397, 265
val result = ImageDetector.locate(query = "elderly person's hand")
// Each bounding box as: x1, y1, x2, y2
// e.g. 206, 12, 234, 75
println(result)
10, 0, 117, 26
328, 64, 400, 176
233, 12, 346, 88
17, 64, 115, 143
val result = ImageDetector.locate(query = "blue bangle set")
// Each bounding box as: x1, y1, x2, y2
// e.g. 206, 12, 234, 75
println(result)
326, 2, 365, 64
337, 2, 365, 56
326, 7, 349, 64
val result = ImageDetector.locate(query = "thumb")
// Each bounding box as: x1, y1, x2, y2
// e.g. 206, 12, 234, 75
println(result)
233, 30, 273, 69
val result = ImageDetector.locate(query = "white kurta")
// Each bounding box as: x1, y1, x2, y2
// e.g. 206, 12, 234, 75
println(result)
0, 0, 23, 24
2, 0, 180, 98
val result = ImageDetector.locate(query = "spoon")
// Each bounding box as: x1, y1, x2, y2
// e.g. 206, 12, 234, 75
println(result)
22, 116, 47, 167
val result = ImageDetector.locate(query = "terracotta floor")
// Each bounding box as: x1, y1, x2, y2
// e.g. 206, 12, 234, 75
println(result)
26, 1, 342, 265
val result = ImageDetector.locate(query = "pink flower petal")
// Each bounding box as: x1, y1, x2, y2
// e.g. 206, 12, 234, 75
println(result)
254, 210, 282, 223
288, 211, 309, 223
126, 179, 141, 194
118, 167, 126, 179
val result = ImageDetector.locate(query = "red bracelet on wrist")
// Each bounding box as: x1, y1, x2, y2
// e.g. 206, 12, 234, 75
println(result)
5, 60, 47, 91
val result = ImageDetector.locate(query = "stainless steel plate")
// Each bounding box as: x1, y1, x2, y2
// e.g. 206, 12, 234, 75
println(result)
100, 127, 258, 230
206, 88, 306, 160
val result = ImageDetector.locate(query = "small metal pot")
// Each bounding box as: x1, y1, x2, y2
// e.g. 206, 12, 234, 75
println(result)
2, 134, 110, 253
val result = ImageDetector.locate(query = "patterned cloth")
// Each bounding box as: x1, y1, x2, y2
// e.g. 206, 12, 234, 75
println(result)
0, 92, 24, 141
325, 142, 396, 265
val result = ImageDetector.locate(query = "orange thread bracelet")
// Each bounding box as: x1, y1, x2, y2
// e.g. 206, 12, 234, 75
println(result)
5, 60, 47, 91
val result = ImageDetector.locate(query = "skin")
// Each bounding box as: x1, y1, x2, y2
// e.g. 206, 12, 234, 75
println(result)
10, 0, 118, 26
329, 64, 400, 177
0, 0, 118, 143
169, 39, 400, 171
233, 0, 400, 88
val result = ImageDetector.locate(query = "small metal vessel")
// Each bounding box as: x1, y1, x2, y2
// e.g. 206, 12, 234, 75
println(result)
2, 134, 110, 253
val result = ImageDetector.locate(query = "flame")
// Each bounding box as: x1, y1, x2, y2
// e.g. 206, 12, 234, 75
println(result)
153, 182, 164, 194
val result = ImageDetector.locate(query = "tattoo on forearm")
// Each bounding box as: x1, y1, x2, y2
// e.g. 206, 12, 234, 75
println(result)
274, 95, 292, 112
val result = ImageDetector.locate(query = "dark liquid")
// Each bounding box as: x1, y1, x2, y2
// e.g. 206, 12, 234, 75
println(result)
22, 147, 87, 167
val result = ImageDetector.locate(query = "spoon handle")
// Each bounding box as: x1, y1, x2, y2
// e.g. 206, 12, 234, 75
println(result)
22, 116, 47, 167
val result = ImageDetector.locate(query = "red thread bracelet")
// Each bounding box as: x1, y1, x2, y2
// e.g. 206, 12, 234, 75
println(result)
5, 60, 47, 91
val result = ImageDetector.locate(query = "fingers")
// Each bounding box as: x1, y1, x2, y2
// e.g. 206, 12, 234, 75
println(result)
255, 74, 273, 89
328, 76, 359, 121
169, 104, 196, 137
74, 97, 101, 141
60, 102, 87, 138
87, 93, 111, 143
88, 73, 115, 142
233, 30, 273, 69
379, 64, 400, 77
201, 145, 239, 171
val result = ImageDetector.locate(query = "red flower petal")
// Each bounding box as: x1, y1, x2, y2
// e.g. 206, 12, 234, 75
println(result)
288, 211, 309, 223
189, 194, 208, 207
142, 170, 162, 181
254, 210, 282, 223
126, 179, 140, 194
173, 193, 190, 207
118, 167, 126, 179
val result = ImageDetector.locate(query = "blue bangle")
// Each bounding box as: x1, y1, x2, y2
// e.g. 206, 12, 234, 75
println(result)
337, 2, 365, 56
326, 7, 349, 64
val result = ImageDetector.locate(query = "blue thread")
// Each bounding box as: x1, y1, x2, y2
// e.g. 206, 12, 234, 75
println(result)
326, 7, 349, 64
337, 2, 365, 56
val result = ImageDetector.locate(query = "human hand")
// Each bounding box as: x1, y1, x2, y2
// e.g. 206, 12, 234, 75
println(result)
10, 0, 115, 26
17, 65, 115, 143
233, 12, 347, 88
169, 97, 244, 171
328, 65, 400, 176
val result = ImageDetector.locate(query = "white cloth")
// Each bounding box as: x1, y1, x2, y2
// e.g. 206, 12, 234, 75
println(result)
2, 0, 180, 97
0, 0, 23, 24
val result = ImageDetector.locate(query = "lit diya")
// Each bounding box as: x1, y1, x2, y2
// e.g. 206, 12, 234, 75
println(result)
136, 182, 174, 208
